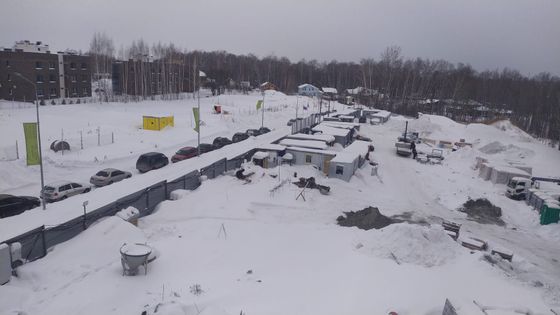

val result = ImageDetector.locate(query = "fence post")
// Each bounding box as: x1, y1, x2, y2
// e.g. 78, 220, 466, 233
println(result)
15, 140, 19, 159
164, 181, 168, 199
145, 188, 150, 213
80, 131, 83, 149
111, 132, 114, 144
97, 127, 100, 146
183, 176, 186, 189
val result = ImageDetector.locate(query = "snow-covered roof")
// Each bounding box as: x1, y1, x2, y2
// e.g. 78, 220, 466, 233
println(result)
286, 133, 335, 143
279, 139, 327, 150
298, 83, 318, 89
321, 87, 338, 94
285, 146, 337, 156
346, 87, 363, 95
331, 140, 371, 163
312, 124, 351, 137
322, 121, 360, 130
335, 107, 359, 116
252, 151, 269, 159
371, 110, 391, 119
257, 143, 286, 151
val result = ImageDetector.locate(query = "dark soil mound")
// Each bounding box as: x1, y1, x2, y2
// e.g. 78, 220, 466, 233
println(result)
337, 206, 394, 230
459, 198, 505, 226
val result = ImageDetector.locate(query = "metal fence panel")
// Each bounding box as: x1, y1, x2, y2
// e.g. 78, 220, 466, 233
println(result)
4, 226, 45, 262
44, 217, 86, 251
201, 158, 227, 179
168, 170, 201, 192
146, 181, 167, 214
116, 189, 148, 215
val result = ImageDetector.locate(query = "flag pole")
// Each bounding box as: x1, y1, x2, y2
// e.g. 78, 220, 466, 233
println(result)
261, 91, 265, 129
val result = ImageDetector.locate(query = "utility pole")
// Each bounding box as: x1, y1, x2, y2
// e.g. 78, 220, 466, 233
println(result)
15, 72, 46, 210
195, 58, 201, 157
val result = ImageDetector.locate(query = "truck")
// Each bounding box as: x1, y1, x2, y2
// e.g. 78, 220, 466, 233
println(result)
506, 176, 560, 200
395, 141, 412, 157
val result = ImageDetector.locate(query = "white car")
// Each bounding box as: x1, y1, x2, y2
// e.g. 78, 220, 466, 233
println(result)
41, 181, 91, 203
90, 168, 132, 187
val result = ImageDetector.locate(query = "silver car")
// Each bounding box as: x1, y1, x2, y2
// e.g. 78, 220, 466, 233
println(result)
90, 168, 132, 187
41, 181, 91, 203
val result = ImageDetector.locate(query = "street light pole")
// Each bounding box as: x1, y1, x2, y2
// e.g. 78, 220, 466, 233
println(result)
15, 72, 46, 210
261, 91, 265, 129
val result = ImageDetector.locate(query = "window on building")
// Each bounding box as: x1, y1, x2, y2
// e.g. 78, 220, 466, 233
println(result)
8, 88, 13, 95
49, 74, 56, 82
82, 87, 88, 96
5, 60, 10, 67
49, 61, 56, 69
50, 88, 57, 96
81, 75, 88, 82
71, 87, 78, 95
336, 165, 344, 175
70, 75, 77, 82
70, 62, 76, 70
36, 61, 43, 69
37, 88, 44, 97
7, 74, 11, 81
81, 62, 87, 70
36, 75, 44, 83
305, 154, 312, 163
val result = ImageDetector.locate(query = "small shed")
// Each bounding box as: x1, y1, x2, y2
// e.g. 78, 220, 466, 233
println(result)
254, 144, 286, 167
143, 116, 174, 131
328, 140, 371, 181
284, 146, 337, 174
322, 120, 361, 131
321, 87, 338, 100
252, 151, 275, 168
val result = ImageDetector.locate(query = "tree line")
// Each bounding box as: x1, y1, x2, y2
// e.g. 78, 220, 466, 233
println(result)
88, 33, 560, 143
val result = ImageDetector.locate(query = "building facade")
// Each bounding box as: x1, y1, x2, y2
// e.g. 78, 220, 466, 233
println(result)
0, 41, 91, 102
298, 83, 321, 97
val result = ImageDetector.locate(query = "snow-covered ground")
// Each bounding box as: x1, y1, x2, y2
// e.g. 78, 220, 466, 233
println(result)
1, 95, 560, 314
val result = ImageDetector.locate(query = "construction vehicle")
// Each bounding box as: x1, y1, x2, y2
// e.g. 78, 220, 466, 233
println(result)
506, 176, 560, 200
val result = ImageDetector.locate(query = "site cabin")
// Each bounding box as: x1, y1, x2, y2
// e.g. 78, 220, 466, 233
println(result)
328, 140, 371, 181
284, 146, 337, 174
285, 133, 336, 146
142, 116, 174, 131
321, 87, 338, 100
322, 120, 361, 131
312, 124, 354, 147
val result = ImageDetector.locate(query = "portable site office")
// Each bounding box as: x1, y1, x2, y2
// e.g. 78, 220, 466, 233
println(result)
284, 146, 337, 174
285, 133, 336, 146
252, 144, 286, 168
328, 140, 371, 181
312, 124, 354, 147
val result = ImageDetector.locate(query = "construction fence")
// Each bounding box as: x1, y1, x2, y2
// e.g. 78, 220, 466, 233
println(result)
290, 113, 322, 134
2, 154, 254, 262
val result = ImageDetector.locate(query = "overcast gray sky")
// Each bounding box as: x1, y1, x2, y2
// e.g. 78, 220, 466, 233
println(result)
1, 0, 559, 76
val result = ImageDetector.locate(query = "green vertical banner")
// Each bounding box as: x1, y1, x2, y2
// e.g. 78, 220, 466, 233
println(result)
192, 107, 200, 132
256, 100, 263, 110
23, 122, 40, 166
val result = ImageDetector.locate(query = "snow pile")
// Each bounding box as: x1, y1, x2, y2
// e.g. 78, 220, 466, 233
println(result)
479, 141, 534, 159
358, 224, 461, 267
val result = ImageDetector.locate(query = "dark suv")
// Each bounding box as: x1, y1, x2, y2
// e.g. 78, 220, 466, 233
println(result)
198, 143, 215, 154
171, 146, 197, 163
232, 132, 250, 143
246, 129, 261, 136
0, 194, 41, 218
136, 152, 169, 173
212, 137, 232, 149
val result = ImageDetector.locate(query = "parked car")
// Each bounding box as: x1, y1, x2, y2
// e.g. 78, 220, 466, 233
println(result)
246, 129, 261, 136
41, 181, 91, 203
355, 134, 372, 142
258, 127, 271, 134
212, 137, 232, 149
89, 168, 132, 187
136, 152, 169, 173
171, 146, 197, 163
198, 143, 215, 154
287, 119, 296, 126
0, 194, 41, 218
232, 132, 250, 143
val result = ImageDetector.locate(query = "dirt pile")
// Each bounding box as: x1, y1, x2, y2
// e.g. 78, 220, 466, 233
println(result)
337, 206, 394, 230
459, 198, 504, 226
